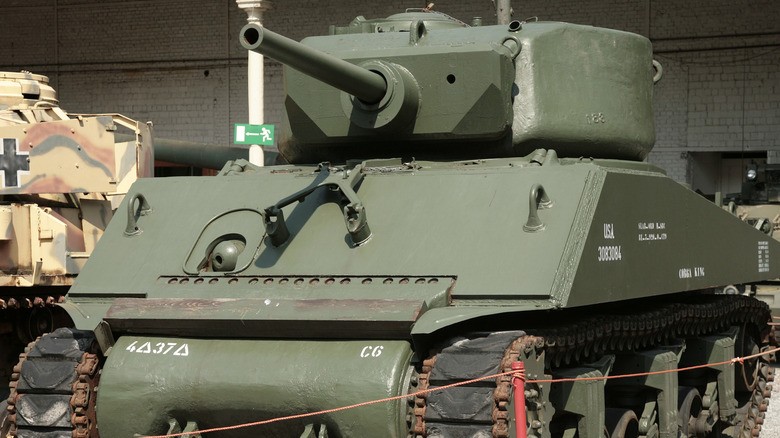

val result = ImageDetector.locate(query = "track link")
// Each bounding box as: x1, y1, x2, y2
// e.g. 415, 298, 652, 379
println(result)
5, 327, 100, 438
0, 295, 65, 312
415, 295, 774, 438
0, 293, 71, 412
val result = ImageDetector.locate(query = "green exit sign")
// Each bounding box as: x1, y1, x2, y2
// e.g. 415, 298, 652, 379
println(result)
234, 124, 274, 146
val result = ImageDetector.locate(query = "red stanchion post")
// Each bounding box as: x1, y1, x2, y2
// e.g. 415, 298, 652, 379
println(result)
511, 361, 528, 438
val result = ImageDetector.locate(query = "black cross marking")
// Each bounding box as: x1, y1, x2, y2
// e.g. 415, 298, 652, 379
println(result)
1, 138, 30, 188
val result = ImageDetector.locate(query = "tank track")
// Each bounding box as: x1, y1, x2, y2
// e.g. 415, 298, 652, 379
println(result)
5, 327, 100, 438
0, 293, 69, 403
414, 294, 773, 438
0, 296, 772, 438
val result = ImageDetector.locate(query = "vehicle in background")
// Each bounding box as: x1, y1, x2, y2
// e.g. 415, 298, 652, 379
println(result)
0, 71, 247, 398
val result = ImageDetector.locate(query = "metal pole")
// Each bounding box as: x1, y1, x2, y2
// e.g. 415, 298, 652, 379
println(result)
497, 0, 512, 25
236, 1, 273, 166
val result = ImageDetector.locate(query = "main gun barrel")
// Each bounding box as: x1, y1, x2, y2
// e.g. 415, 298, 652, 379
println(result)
240, 23, 387, 104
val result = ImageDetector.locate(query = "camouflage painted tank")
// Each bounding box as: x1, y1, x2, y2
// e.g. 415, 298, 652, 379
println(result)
0, 71, 153, 284
722, 163, 780, 332
0, 71, 248, 398
5, 10, 778, 438
0, 71, 155, 393
726, 163, 780, 237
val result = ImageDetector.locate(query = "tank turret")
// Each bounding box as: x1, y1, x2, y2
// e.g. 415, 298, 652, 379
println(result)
240, 13, 658, 164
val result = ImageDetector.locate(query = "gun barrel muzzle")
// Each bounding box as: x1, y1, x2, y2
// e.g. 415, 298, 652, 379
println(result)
240, 23, 387, 104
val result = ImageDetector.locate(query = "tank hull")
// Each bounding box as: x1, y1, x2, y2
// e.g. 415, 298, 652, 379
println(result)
39, 152, 778, 437
66, 154, 780, 323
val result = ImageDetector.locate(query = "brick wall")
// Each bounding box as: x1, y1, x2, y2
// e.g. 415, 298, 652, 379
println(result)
1, 0, 778, 180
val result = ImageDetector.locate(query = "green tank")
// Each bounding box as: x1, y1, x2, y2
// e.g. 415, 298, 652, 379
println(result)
4, 10, 778, 438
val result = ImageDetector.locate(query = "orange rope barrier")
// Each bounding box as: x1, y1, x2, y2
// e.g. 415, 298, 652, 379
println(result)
140, 345, 780, 438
